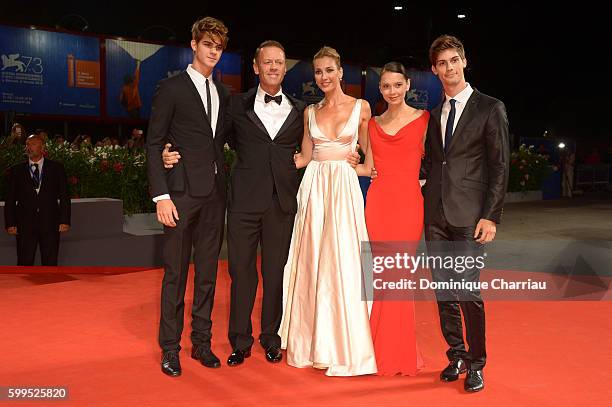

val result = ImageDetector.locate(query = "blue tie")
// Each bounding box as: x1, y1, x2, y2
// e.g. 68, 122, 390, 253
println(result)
444, 99, 457, 153
32, 163, 40, 189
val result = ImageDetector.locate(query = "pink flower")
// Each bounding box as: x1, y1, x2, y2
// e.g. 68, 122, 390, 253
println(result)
113, 162, 123, 173
100, 160, 110, 171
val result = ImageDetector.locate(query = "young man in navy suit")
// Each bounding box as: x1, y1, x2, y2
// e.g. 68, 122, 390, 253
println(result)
422, 35, 510, 392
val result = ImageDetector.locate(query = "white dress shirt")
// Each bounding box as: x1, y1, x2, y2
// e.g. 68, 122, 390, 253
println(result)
254, 85, 293, 139
29, 157, 44, 194
441, 83, 474, 147
187, 64, 219, 137
153, 65, 220, 203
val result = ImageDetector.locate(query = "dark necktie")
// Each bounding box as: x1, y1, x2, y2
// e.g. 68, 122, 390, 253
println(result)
32, 163, 40, 189
205, 78, 212, 123
264, 94, 282, 105
444, 98, 457, 153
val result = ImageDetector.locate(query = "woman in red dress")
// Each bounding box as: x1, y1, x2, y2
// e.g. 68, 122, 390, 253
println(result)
357, 62, 429, 375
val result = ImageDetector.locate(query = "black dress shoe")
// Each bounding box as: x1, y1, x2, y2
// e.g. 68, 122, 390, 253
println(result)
464, 370, 484, 392
161, 351, 182, 377
440, 359, 467, 382
264, 346, 282, 363
227, 349, 251, 366
191, 345, 221, 368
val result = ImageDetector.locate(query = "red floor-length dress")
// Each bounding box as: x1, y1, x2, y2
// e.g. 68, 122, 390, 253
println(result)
365, 110, 429, 376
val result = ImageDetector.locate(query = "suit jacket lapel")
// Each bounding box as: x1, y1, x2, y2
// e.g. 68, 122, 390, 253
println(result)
24, 163, 35, 190
23, 162, 38, 193
39, 161, 47, 192
243, 88, 271, 138
181, 71, 212, 130
447, 90, 480, 154
214, 79, 228, 136
275, 93, 300, 139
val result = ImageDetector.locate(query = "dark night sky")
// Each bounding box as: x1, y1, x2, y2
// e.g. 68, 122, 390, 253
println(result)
2, 1, 606, 150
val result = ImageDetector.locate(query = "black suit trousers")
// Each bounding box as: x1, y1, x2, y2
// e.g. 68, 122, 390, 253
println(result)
16, 221, 60, 266
425, 203, 487, 370
158, 184, 225, 352
227, 194, 294, 351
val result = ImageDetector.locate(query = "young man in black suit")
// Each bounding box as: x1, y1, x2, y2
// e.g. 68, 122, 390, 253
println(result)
146, 17, 230, 377
422, 35, 510, 392
4, 134, 71, 266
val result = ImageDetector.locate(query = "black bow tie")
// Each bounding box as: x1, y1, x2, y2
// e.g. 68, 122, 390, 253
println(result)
264, 94, 282, 105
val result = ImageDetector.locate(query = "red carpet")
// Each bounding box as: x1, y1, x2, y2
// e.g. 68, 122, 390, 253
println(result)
0, 266, 152, 274
1, 262, 611, 406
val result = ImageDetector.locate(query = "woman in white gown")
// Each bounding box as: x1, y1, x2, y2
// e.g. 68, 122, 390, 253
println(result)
279, 46, 376, 376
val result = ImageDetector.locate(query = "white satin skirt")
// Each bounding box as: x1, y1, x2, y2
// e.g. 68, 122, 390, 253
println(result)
279, 159, 376, 376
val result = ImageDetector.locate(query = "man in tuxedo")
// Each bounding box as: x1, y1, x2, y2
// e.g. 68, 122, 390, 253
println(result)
223, 40, 307, 366
422, 35, 510, 392
4, 134, 71, 266
146, 17, 230, 377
